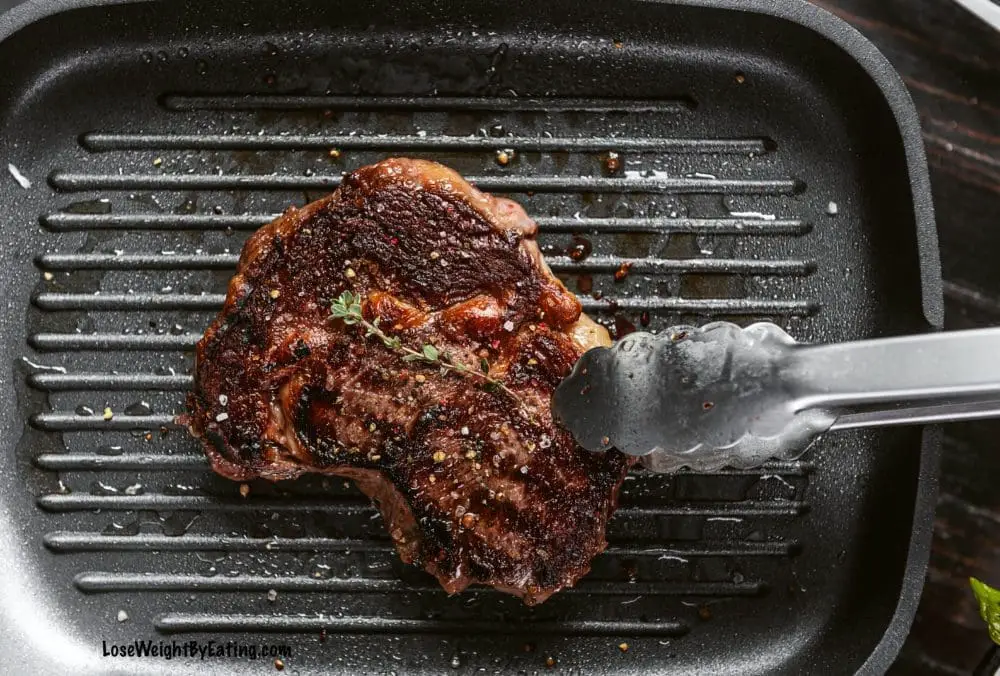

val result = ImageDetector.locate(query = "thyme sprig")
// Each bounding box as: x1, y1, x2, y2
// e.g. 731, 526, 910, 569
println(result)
330, 291, 525, 408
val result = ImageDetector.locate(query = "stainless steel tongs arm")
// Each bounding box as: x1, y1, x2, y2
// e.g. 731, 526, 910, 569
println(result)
784, 326, 1000, 418
830, 397, 1000, 430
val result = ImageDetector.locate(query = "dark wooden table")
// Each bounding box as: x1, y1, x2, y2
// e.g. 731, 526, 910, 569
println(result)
805, 1, 1000, 673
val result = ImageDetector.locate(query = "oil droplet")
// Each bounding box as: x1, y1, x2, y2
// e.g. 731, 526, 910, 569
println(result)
602, 151, 622, 176
161, 511, 200, 536
173, 197, 197, 215
64, 199, 112, 215
614, 262, 632, 282
104, 520, 140, 535
125, 401, 153, 416
567, 235, 592, 262
91, 481, 119, 495
75, 405, 95, 416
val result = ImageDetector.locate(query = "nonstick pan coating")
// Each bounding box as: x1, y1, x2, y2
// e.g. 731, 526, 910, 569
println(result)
0, 0, 940, 673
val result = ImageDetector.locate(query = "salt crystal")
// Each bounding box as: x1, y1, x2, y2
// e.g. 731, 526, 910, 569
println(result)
215, 411, 229, 422
7, 163, 30, 189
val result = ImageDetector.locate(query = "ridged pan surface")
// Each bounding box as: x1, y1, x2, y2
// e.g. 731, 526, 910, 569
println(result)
0, 0, 940, 673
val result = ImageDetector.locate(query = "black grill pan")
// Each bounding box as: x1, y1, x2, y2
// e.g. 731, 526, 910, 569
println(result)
0, 0, 941, 673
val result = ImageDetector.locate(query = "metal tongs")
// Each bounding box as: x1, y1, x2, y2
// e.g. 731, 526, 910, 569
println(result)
552, 322, 1000, 473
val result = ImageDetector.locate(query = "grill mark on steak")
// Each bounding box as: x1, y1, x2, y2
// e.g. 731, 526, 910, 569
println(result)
187, 158, 632, 604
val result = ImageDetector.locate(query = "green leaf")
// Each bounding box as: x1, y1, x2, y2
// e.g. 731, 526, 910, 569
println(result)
480, 358, 490, 374
971, 578, 1000, 645
402, 353, 424, 362
331, 291, 359, 316
422, 344, 439, 361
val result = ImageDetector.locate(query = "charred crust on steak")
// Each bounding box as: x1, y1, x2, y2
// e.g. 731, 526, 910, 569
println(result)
187, 158, 632, 604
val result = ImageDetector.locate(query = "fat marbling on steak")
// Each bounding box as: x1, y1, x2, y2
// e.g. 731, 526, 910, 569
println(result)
186, 158, 633, 604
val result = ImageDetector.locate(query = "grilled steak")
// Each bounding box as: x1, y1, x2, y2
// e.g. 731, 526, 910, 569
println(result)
187, 158, 633, 604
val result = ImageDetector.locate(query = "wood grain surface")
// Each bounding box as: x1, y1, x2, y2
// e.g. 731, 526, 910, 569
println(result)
807, 1, 1000, 673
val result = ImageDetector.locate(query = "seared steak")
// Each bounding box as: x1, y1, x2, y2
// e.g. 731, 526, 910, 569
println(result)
187, 158, 633, 604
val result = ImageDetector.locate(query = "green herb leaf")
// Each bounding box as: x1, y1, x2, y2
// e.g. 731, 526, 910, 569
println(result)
331, 292, 356, 317
971, 578, 1000, 645
328, 289, 530, 420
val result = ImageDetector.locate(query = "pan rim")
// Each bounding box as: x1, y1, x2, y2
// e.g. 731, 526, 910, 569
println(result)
0, 0, 943, 674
